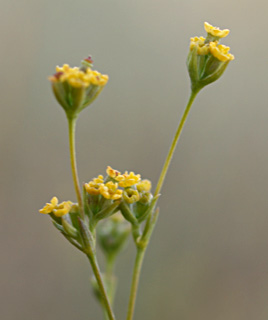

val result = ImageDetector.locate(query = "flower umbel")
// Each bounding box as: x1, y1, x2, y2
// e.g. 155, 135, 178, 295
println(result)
49, 57, 109, 118
39, 197, 73, 217
187, 22, 234, 92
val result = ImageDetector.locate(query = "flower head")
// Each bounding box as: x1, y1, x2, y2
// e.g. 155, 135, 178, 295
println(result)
187, 21, 234, 92
39, 197, 72, 217
204, 22, 229, 38
49, 57, 109, 118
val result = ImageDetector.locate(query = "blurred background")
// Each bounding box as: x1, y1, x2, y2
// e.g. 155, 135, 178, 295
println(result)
1, 0, 268, 319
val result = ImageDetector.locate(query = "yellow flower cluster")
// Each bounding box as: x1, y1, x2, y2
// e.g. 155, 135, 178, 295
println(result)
49, 64, 109, 88
106, 166, 141, 188
85, 167, 152, 204
85, 175, 122, 200
39, 197, 73, 217
189, 22, 234, 62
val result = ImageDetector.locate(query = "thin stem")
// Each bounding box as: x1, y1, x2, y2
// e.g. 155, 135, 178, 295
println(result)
154, 90, 199, 197
102, 255, 116, 320
126, 247, 146, 320
106, 255, 117, 306
67, 117, 84, 218
87, 254, 116, 320
125, 90, 199, 320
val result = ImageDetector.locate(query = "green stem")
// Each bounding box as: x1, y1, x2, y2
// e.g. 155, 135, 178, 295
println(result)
102, 255, 116, 320
87, 254, 116, 320
154, 89, 199, 197
125, 90, 199, 320
126, 247, 146, 320
67, 117, 84, 218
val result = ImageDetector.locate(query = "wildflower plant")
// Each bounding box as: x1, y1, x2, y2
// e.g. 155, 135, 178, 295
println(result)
40, 22, 234, 320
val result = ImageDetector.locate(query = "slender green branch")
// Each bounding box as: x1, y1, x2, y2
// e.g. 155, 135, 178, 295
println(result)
154, 89, 199, 197
126, 247, 146, 320
126, 90, 199, 320
87, 254, 116, 320
67, 117, 84, 218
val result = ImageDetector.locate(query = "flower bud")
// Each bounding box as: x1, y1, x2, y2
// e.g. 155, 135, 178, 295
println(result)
49, 57, 109, 119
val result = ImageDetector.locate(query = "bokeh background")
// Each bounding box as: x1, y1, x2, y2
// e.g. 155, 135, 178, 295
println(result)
1, 0, 268, 319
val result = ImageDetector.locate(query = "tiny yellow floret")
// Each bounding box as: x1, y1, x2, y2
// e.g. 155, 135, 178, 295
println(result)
116, 171, 141, 188
204, 22, 229, 38
39, 197, 72, 217
190, 36, 210, 55
49, 64, 109, 88
209, 42, 234, 62
123, 189, 140, 204
106, 166, 121, 179
99, 181, 123, 200
136, 179, 152, 192
85, 175, 104, 195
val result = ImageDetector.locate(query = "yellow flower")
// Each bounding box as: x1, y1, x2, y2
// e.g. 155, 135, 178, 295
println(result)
204, 22, 229, 38
189, 36, 210, 55
106, 166, 121, 178
39, 197, 72, 217
123, 189, 140, 204
136, 179, 152, 192
99, 181, 123, 200
209, 42, 234, 62
85, 175, 104, 195
116, 171, 141, 188
49, 64, 109, 88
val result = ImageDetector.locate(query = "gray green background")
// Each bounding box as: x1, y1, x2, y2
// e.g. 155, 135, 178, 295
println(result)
1, 0, 268, 319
